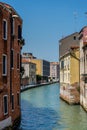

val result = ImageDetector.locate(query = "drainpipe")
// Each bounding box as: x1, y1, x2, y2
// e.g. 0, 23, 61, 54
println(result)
83, 47, 85, 99
10, 12, 19, 102
10, 13, 12, 102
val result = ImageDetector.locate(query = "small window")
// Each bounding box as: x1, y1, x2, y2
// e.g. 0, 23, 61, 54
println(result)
2, 54, 7, 75
11, 49, 14, 68
86, 54, 87, 60
73, 36, 76, 40
17, 93, 20, 106
3, 20, 7, 40
3, 95, 8, 115
85, 77, 87, 83
61, 60, 64, 69
11, 18, 15, 35
12, 94, 14, 110
18, 25, 22, 40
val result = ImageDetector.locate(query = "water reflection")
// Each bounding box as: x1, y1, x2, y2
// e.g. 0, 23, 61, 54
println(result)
60, 100, 87, 130
19, 83, 87, 130
20, 100, 63, 130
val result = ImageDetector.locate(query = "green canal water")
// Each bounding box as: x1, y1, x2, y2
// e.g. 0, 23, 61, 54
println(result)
19, 83, 87, 130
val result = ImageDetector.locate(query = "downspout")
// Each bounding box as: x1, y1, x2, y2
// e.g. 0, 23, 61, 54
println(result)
83, 47, 85, 98
10, 13, 12, 102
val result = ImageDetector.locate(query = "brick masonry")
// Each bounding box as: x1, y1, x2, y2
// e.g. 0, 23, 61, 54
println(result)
0, 2, 22, 129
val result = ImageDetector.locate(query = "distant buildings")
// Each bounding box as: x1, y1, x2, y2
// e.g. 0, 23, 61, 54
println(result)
22, 52, 36, 59
50, 62, 59, 82
31, 59, 50, 83
59, 32, 80, 104
22, 52, 60, 84
0, 2, 23, 129
22, 53, 56, 84
22, 58, 36, 85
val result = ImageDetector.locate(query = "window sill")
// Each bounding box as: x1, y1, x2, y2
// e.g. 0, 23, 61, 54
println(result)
2, 74, 7, 76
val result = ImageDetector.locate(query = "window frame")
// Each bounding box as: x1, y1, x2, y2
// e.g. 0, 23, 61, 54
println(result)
18, 25, 22, 40
2, 54, 7, 76
3, 95, 8, 115
3, 19, 7, 40
85, 77, 87, 83
11, 18, 15, 36
17, 92, 20, 106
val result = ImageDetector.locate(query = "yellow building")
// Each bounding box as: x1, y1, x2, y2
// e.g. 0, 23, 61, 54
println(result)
31, 59, 43, 76
59, 33, 80, 104
22, 53, 50, 83
70, 48, 80, 84
31, 59, 50, 83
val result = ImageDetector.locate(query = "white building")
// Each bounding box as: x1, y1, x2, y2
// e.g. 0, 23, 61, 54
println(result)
22, 59, 36, 85
50, 62, 59, 82
79, 26, 87, 111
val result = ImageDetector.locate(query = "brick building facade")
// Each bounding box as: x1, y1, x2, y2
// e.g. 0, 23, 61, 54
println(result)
0, 2, 22, 129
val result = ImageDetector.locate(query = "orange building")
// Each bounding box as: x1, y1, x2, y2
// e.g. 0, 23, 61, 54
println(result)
0, 2, 23, 129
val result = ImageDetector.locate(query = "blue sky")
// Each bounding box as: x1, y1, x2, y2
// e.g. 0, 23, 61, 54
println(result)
1, 0, 87, 61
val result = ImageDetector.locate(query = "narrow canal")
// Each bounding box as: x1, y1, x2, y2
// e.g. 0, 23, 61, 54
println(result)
19, 83, 87, 130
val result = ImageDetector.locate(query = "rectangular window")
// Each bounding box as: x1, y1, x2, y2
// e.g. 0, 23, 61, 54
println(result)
3, 95, 8, 115
85, 77, 87, 83
18, 25, 22, 40
17, 93, 20, 106
11, 18, 15, 35
12, 94, 14, 110
17, 53, 19, 69
11, 49, 14, 68
3, 20, 7, 40
2, 54, 7, 75
61, 60, 64, 69
85, 89, 87, 98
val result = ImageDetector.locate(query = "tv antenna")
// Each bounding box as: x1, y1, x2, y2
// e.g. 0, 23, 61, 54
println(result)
85, 12, 87, 25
